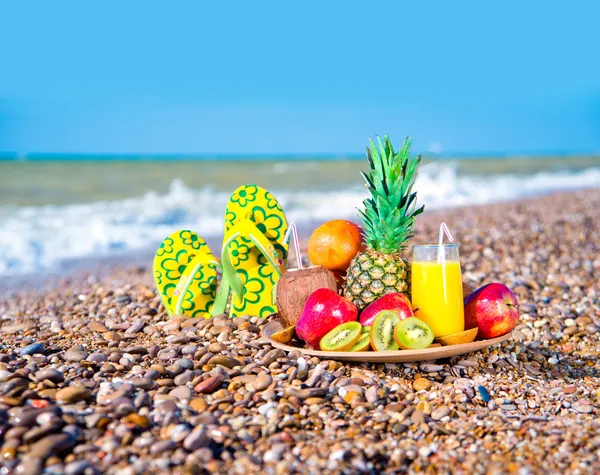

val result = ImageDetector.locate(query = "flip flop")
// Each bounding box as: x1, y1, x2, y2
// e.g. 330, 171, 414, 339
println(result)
153, 230, 219, 318
212, 184, 288, 318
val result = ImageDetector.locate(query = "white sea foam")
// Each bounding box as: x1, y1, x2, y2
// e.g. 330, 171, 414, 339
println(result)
0, 163, 598, 276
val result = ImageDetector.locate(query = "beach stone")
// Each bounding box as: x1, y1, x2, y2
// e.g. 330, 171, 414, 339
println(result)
477, 386, 491, 402
64, 345, 89, 362
169, 386, 193, 400
87, 352, 108, 363
413, 378, 431, 391
29, 433, 75, 459
194, 375, 225, 394
36, 368, 64, 383
208, 355, 241, 369
11, 407, 56, 427
189, 398, 207, 412
431, 406, 450, 420
125, 319, 145, 334
260, 349, 285, 366
174, 371, 195, 386
284, 387, 327, 400
56, 386, 91, 404
150, 440, 176, 455
64, 459, 91, 474
158, 349, 178, 361
88, 321, 108, 332
20, 343, 44, 357
572, 400, 593, 414
183, 427, 210, 451
251, 372, 273, 391
14, 457, 43, 475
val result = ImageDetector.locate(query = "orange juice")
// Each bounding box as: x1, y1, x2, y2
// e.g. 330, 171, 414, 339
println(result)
411, 259, 464, 337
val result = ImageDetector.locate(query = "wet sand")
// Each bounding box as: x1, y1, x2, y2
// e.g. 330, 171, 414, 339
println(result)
0, 189, 598, 474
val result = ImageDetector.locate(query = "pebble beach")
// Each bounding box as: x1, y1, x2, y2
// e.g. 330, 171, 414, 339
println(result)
0, 188, 598, 475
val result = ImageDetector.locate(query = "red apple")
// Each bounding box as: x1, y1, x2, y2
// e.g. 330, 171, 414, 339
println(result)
464, 283, 519, 339
359, 293, 414, 327
296, 288, 358, 349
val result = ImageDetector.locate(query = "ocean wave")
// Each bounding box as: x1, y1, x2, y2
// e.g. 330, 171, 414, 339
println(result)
0, 163, 599, 276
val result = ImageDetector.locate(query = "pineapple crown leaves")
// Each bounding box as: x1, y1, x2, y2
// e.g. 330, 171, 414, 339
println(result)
358, 135, 425, 254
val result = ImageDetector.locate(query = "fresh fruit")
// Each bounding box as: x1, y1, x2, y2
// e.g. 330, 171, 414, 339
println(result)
308, 220, 364, 272
319, 321, 362, 351
296, 288, 359, 349
436, 328, 478, 346
393, 317, 434, 350
464, 283, 519, 339
350, 326, 372, 351
270, 325, 296, 344
343, 136, 424, 310
276, 266, 337, 327
370, 310, 400, 351
359, 293, 414, 327
428, 343, 442, 348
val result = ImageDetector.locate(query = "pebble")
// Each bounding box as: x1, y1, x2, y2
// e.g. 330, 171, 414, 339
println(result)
431, 406, 450, 420
36, 368, 64, 383
125, 319, 145, 334
150, 440, 176, 455
64, 346, 89, 362
194, 374, 225, 394
413, 378, 432, 391
56, 386, 91, 404
15, 457, 43, 475
29, 433, 75, 459
251, 372, 273, 391
572, 400, 593, 414
183, 427, 210, 451
65, 459, 91, 474
208, 355, 241, 368
260, 349, 285, 366
169, 386, 193, 400
20, 343, 44, 357
477, 385, 491, 402
88, 321, 108, 332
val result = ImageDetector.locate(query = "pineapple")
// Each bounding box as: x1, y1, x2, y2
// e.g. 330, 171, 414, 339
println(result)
342, 135, 424, 309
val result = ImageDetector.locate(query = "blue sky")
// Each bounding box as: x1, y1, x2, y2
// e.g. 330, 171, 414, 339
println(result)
1, 1, 599, 155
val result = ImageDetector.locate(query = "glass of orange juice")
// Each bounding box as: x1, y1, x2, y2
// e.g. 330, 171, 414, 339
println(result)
411, 244, 464, 338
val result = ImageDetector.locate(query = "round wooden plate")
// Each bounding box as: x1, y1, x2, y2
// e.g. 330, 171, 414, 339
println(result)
261, 319, 513, 363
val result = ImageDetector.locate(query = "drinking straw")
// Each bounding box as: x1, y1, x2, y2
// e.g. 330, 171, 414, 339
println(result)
283, 220, 303, 269
438, 222, 453, 302
437, 222, 454, 264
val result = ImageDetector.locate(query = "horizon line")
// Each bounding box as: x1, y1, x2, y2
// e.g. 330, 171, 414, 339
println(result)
1, 150, 600, 162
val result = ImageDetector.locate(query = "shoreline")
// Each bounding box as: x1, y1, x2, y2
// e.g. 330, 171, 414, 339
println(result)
2, 187, 597, 296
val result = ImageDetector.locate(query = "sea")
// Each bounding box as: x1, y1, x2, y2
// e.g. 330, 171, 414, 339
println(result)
0, 155, 599, 279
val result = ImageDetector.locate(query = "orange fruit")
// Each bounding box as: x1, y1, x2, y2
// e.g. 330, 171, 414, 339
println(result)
307, 220, 363, 272
436, 327, 478, 346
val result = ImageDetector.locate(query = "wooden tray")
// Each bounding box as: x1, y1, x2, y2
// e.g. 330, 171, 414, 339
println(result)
261, 319, 513, 363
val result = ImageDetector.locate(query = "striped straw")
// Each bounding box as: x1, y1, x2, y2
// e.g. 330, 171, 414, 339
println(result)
283, 221, 303, 269
437, 222, 454, 263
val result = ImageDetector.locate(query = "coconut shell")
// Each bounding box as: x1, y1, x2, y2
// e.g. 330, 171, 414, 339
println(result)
276, 266, 338, 327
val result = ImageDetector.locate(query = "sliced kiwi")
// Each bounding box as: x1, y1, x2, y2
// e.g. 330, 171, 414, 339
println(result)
394, 317, 434, 350
271, 325, 296, 344
370, 310, 400, 351
349, 326, 371, 352
319, 321, 362, 351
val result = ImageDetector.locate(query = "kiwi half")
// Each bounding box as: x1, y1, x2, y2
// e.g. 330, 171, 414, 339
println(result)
394, 317, 434, 350
370, 310, 400, 352
319, 321, 362, 351
271, 325, 296, 344
349, 326, 371, 352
